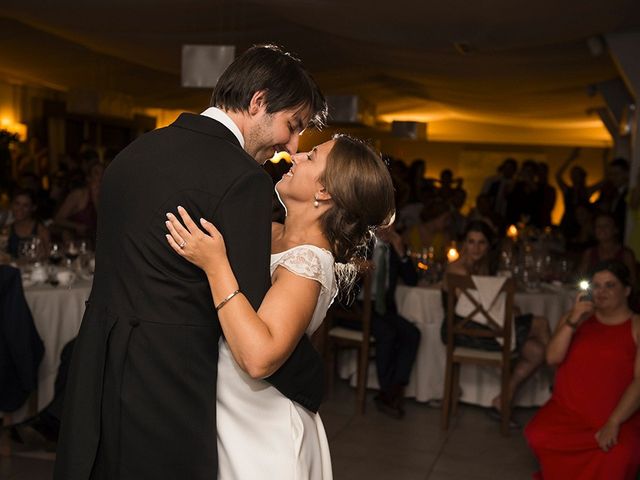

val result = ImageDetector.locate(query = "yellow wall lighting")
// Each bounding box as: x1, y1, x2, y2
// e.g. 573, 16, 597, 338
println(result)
1, 117, 28, 141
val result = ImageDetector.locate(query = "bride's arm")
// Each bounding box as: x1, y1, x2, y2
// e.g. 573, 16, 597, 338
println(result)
166, 207, 321, 379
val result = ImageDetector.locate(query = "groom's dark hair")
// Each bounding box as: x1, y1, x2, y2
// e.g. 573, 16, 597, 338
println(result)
210, 44, 327, 129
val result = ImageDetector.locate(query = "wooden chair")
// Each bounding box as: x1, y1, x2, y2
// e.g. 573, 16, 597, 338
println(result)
441, 273, 516, 436
324, 268, 373, 414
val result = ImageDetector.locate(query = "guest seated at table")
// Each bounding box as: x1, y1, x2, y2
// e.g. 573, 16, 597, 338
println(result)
442, 220, 551, 425
579, 212, 637, 287
371, 223, 421, 418
6, 189, 50, 260
0, 265, 44, 414
25, 338, 76, 443
54, 160, 104, 241
0, 183, 13, 224
526, 260, 640, 480
403, 197, 452, 263
16, 172, 49, 213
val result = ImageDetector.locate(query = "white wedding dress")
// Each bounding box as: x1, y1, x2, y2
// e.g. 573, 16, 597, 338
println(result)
216, 245, 336, 479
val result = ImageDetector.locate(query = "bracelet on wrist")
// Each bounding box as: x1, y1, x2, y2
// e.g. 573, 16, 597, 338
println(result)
215, 289, 241, 311
565, 319, 578, 330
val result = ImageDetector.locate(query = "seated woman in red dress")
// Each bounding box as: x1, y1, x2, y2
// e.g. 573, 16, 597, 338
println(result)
525, 259, 640, 480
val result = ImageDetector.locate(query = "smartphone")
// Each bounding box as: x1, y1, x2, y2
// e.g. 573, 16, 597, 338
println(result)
579, 280, 592, 302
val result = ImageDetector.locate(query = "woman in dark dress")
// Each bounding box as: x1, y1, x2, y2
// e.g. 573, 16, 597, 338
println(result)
6, 189, 50, 260
442, 221, 550, 423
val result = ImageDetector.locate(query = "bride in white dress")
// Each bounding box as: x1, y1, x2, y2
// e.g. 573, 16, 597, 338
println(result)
165, 134, 395, 479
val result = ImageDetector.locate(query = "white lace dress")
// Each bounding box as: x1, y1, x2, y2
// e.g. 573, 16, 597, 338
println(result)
216, 245, 336, 479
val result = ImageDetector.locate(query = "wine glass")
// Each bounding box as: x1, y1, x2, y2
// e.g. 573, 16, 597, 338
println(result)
79, 240, 89, 256
65, 240, 80, 268
49, 242, 63, 266
559, 259, 571, 284
19, 236, 40, 266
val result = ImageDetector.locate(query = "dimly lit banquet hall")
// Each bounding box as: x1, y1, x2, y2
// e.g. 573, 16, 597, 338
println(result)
2, 1, 640, 479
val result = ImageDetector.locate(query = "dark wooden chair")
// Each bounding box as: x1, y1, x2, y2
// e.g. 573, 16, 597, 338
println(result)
441, 273, 516, 436
324, 268, 374, 414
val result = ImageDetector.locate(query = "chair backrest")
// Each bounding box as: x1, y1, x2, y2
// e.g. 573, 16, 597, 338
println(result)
323, 266, 375, 414
444, 273, 516, 355
358, 267, 373, 340
327, 265, 373, 336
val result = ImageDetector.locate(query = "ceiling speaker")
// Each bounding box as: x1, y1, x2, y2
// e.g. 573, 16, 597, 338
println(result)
391, 121, 428, 140
181, 45, 235, 88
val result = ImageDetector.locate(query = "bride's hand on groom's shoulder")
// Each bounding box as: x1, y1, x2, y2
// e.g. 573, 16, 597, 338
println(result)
165, 206, 227, 273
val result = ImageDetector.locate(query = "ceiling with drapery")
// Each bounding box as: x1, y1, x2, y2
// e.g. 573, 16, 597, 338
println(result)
0, 0, 639, 146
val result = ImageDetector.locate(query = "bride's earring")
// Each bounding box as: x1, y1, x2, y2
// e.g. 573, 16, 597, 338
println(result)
313, 196, 320, 208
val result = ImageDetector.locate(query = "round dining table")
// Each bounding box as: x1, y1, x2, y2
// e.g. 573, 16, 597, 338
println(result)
395, 283, 575, 406
8, 279, 91, 424
338, 282, 576, 407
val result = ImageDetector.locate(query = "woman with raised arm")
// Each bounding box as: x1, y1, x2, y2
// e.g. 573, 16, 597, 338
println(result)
556, 147, 603, 239
165, 134, 394, 479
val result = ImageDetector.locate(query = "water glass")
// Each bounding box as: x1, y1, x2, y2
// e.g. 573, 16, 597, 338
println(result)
49, 243, 63, 266
18, 237, 40, 265
65, 240, 80, 269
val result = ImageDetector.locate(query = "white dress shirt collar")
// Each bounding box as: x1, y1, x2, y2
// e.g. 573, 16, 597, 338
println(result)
200, 107, 245, 148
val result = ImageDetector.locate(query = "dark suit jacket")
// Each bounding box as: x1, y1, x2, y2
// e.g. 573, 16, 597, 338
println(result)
381, 245, 418, 314
0, 265, 43, 412
54, 113, 323, 480
334, 241, 417, 321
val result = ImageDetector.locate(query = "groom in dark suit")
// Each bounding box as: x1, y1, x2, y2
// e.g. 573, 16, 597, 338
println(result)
54, 45, 327, 480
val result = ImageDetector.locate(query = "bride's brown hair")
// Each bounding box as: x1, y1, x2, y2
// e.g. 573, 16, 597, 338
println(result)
318, 134, 395, 268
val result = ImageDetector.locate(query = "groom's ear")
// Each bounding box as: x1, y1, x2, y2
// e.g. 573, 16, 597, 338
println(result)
248, 90, 268, 116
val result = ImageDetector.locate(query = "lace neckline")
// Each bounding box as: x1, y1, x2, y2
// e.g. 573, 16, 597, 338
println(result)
271, 244, 333, 258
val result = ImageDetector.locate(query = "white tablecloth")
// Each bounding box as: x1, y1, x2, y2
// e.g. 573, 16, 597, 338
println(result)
9, 279, 91, 423
339, 284, 575, 407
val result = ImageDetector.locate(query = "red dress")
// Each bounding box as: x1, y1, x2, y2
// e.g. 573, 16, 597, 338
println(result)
525, 315, 640, 479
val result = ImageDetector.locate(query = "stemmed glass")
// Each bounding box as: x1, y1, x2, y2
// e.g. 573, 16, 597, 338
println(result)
19, 236, 41, 266
49, 243, 63, 266
498, 248, 513, 277
65, 240, 80, 269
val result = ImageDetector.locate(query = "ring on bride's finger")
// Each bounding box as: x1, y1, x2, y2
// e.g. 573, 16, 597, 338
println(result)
179, 240, 187, 249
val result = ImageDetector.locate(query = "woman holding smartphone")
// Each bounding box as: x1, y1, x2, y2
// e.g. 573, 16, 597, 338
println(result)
526, 260, 640, 479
